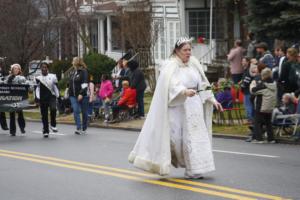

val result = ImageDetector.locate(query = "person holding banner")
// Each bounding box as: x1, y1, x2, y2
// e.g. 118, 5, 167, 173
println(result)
0, 66, 9, 131
35, 63, 59, 138
68, 57, 89, 135
5, 64, 27, 136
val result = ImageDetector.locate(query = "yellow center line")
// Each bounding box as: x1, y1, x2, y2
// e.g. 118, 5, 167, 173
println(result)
0, 149, 291, 200
0, 152, 256, 200
167, 178, 287, 200
0, 149, 159, 178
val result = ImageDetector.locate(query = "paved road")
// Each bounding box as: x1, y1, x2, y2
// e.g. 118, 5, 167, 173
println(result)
0, 122, 299, 200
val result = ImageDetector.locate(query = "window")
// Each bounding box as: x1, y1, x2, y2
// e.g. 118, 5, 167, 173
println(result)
187, 10, 216, 40
167, 21, 180, 55
154, 19, 166, 61
154, 20, 180, 62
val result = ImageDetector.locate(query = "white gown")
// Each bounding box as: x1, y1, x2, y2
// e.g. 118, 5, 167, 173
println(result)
168, 65, 215, 177
128, 56, 216, 176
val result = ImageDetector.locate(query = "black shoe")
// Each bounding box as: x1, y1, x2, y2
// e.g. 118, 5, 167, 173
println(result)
43, 133, 49, 138
2, 126, 9, 131
20, 128, 26, 134
10, 132, 16, 136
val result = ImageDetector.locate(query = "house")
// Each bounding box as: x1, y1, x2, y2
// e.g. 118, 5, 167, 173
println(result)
55, 0, 247, 75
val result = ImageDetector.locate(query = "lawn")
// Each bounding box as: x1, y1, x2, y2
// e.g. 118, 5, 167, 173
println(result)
23, 92, 250, 136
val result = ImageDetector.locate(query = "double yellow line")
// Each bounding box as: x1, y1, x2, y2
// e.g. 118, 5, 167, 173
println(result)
0, 149, 290, 200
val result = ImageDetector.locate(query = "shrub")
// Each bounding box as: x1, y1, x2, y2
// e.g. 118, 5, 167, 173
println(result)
50, 60, 72, 80
84, 53, 116, 83
58, 77, 69, 90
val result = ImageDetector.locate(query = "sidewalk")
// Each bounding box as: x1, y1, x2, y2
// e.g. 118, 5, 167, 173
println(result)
24, 109, 300, 144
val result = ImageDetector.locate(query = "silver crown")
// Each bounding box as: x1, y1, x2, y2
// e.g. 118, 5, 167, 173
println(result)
176, 37, 193, 47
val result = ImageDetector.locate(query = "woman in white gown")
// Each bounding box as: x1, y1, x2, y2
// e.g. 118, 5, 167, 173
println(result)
128, 37, 223, 178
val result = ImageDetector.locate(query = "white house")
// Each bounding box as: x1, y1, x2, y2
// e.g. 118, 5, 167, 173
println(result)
57, 0, 245, 69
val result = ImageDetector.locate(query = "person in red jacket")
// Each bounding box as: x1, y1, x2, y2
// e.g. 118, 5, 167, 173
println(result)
111, 80, 136, 121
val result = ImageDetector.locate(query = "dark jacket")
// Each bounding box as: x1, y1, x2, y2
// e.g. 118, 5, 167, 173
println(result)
128, 61, 146, 92
279, 60, 299, 93
69, 67, 88, 97
240, 68, 255, 95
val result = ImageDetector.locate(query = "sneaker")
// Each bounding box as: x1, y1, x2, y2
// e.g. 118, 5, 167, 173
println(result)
20, 128, 26, 134
81, 129, 86, 134
251, 140, 265, 144
50, 126, 58, 133
245, 137, 252, 142
43, 133, 49, 138
268, 140, 276, 144
74, 130, 81, 135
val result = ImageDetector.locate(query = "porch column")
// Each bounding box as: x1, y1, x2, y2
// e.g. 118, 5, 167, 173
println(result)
98, 17, 105, 54
85, 23, 89, 54
77, 24, 84, 57
58, 27, 62, 60
179, 0, 185, 35
107, 15, 112, 53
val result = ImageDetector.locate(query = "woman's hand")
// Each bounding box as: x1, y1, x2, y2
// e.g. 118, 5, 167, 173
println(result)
184, 89, 196, 97
213, 101, 223, 112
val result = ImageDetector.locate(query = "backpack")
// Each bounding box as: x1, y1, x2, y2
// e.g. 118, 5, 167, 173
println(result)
288, 62, 300, 88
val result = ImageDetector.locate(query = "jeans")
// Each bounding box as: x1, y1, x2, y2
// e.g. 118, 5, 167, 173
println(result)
88, 101, 94, 117
40, 97, 57, 133
243, 93, 254, 121
136, 90, 145, 117
9, 111, 25, 134
70, 96, 89, 131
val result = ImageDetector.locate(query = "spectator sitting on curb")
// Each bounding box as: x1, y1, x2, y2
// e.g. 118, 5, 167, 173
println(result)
272, 93, 296, 124
110, 80, 137, 123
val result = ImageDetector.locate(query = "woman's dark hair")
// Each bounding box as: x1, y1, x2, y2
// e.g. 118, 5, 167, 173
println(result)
278, 45, 287, 54
101, 74, 110, 81
257, 62, 267, 73
248, 32, 255, 41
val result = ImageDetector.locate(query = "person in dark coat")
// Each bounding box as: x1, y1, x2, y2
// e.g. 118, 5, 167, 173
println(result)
68, 57, 89, 135
279, 48, 299, 94
127, 60, 147, 118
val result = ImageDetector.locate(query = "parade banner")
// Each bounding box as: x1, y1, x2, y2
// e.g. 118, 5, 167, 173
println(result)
0, 84, 31, 112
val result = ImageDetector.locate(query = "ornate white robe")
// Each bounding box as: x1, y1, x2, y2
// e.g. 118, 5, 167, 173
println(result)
128, 56, 216, 176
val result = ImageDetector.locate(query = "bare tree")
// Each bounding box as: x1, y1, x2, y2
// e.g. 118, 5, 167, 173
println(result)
115, 0, 160, 91
63, 0, 95, 54
0, 0, 65, 73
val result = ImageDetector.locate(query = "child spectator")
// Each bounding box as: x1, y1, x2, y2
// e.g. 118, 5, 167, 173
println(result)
110, 80, 136, 122
214, 78, 233, 109
99, 74, 114, 122
240, 62, 258, 124
251, 68, 277, 143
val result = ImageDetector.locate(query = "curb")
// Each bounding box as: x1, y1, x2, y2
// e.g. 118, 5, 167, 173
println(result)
25, 118, 300, 145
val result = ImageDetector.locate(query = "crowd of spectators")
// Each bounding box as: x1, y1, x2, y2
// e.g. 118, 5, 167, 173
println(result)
226, 32, 300, 142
